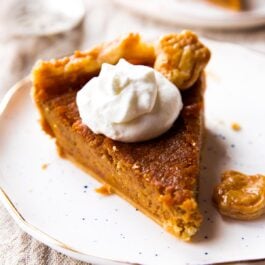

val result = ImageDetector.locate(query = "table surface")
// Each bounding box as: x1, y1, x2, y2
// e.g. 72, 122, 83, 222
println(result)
0, 0, 265, 264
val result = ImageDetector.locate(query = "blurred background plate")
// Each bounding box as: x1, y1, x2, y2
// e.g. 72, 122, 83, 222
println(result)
113, 0, 265, 29
0, 0, 85, 37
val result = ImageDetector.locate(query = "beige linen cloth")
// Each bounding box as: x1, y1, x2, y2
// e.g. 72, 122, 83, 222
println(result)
0, 0, 265, 264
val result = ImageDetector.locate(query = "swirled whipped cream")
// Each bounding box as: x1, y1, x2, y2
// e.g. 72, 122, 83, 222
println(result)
76, 59, 183, 142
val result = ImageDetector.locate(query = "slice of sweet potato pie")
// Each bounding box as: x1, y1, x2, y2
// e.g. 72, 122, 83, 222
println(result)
32, 31, 210, 241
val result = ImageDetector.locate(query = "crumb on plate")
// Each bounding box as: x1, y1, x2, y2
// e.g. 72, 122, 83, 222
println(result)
95, 184, 114, 196
231, 122, 242, 132
41, 163, 49, 170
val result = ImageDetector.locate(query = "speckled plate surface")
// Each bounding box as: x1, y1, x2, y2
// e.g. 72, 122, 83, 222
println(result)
113, 0, 265, 29
0, 40, 265, 265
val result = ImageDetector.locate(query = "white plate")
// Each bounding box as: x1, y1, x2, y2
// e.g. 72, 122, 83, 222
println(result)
1, 40, 265, 265
113, 0, 265, 29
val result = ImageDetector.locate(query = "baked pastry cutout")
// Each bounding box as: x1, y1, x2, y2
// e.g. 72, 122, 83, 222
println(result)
213, 170, 265, 220
155, 31, 210, 90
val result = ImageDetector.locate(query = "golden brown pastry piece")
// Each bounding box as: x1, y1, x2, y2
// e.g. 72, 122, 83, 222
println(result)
213, 170, 265, 220
154, 31, 211, 90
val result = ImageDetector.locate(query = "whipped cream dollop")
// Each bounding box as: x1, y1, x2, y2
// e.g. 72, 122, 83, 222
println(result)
76, 59, 183, 142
